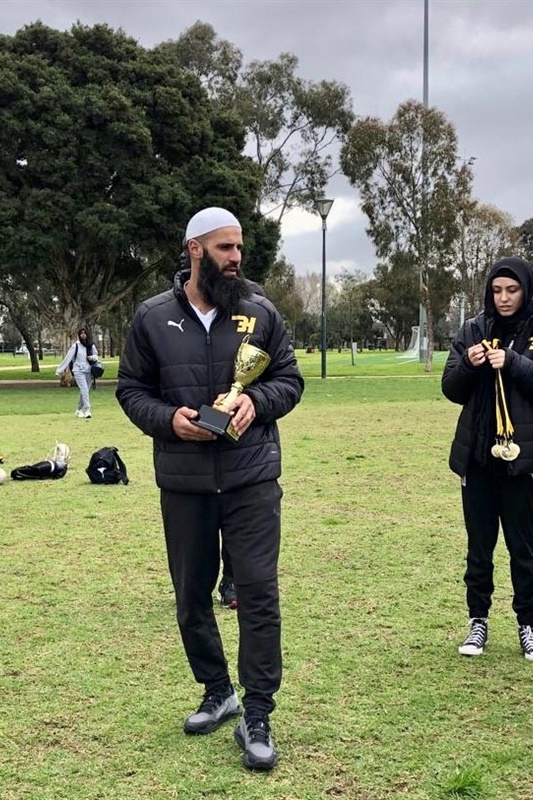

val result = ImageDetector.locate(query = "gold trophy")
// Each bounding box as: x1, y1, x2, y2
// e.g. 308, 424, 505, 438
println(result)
193, 335, 271, 442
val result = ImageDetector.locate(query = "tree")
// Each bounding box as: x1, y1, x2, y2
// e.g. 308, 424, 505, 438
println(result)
237, 54, 354, 219
341, 99, 474, 370
1, 288, 40, 369
371, 253, 419, 349
263, 256, 304, 342
327, 271, 375, 350
295, 272, 322, 316
455, 203, 518, 316
290, 272, 336, 348
157, 20, 242, 105
0, 315, 21, 351
161, 23, 354, 221
0, 22, 273, 344
517, 218, 533, 263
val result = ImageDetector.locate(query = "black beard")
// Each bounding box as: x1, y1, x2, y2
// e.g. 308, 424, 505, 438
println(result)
198, 251, 251, 315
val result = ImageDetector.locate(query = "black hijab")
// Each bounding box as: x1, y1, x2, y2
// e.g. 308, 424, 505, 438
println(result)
483, 256, 533, 342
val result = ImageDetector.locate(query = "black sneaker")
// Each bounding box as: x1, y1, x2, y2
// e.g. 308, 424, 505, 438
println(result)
184, 686, 241, 735
218, 576, 238, 610
234, 712, 278, 771
518, 625, 533, 661
458, 617, 488, 656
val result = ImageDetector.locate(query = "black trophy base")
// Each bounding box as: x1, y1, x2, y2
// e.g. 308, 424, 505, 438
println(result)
193, 404, 239, 442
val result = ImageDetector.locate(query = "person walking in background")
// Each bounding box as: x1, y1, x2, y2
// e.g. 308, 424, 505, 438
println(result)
442, 256, 533, 661
56, 326, 98, 419
116, 207, 304, 771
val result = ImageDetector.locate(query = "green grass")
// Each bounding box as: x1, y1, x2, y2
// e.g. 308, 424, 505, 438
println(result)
0, 349, 447, 381
294, 348, 449, 377
0, 368, 529, 799
442, 768, 485, 798
0, 353, 120, 381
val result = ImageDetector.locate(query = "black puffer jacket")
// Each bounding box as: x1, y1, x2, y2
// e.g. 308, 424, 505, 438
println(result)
442, 311, 533, 477
116, 272, 304, 493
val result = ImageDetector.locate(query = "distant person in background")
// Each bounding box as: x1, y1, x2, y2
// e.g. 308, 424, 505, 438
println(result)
56, 326, 98, 419
442, 256, 533, 661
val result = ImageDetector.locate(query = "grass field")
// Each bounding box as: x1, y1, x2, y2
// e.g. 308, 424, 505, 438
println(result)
0, 348, 449, 381
1, 359, 529, 800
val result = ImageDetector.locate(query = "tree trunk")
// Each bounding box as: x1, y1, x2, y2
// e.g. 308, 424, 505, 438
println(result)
28, 343, 40, 372
8, 310, 40, 373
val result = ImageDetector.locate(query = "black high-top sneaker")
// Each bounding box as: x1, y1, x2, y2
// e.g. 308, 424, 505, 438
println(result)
458, 618, 488, 656
518, 625, 533, 661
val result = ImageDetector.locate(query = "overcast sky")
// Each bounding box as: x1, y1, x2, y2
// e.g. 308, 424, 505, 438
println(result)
3, 0, 533, 276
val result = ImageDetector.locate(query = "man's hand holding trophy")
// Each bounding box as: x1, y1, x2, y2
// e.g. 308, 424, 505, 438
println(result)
192, 335, 271, 442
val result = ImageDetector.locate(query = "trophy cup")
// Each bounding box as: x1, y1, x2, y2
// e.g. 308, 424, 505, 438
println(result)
193, 335, 271, 442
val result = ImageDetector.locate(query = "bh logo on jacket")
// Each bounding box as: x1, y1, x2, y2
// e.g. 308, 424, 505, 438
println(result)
232, 315, 256, 334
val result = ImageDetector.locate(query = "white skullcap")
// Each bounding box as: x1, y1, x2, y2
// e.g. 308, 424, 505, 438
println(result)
185, 207, 241, 242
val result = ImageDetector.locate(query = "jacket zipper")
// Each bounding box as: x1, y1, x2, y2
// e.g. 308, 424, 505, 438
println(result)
205, 330, 223, 493
175, 290, 224, 492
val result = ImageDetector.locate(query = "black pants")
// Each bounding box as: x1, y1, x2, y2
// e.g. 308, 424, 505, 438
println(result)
221, 541, 233, 581
160, 481, 282, 714
461, 461, 533, 625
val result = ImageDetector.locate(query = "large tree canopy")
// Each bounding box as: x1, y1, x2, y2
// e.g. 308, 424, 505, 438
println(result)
159, 22, 354, 221
341, 99, 473, 369
0, 22, 276, 332
157, 20, 242, 104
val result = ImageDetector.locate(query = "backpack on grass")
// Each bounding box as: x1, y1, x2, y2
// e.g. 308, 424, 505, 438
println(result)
86, 446, 129, 485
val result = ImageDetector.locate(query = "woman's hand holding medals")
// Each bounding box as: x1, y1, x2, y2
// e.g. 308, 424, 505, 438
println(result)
467, 342, 506, 369
476, 338, 521, 461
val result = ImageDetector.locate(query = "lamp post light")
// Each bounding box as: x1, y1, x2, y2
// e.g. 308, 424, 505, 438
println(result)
314, 198, 334, 379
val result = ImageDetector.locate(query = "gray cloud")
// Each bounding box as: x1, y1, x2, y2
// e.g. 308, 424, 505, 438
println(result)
3, 0, 532, 275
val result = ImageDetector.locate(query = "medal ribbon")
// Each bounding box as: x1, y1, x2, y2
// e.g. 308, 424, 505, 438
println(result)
495, 369, 514, 438
481, 338, 515, 441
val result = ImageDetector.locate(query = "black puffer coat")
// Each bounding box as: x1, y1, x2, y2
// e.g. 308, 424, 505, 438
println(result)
442, 298, 533, 478
116, 272, 304, 493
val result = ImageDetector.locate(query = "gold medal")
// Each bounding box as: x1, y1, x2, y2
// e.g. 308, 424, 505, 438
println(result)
500, 441, 520, 461
490, 359, 520, 463
509, 442, 521, 459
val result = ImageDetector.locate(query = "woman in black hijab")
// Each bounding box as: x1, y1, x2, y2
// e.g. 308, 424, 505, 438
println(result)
442, 256, 533, 661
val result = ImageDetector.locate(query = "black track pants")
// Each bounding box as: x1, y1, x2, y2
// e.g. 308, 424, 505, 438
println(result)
221, 540, 233, 581
160, 481, 282, 714
461, 461, 533, 625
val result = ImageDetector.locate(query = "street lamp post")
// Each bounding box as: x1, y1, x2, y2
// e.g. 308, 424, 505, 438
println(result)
419, 0, 429, 364
315, 198, 334, 379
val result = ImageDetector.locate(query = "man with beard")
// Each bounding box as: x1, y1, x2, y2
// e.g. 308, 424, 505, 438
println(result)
116, 207, 304, 771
